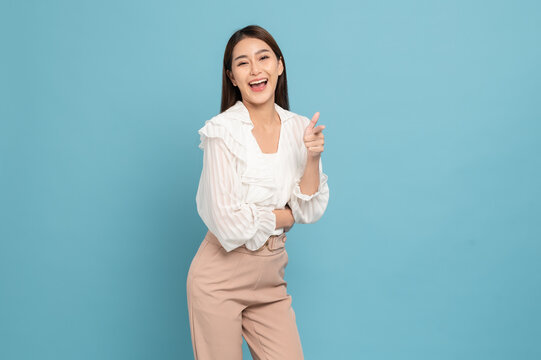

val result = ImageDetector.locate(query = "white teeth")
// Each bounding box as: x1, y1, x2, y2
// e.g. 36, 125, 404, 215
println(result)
249, 79, 267, 85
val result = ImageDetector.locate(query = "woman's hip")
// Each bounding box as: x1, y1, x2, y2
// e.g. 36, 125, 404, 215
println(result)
187, 231, 289, 296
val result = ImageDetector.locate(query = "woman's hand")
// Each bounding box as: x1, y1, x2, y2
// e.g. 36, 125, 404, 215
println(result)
283, 204, 295, 232
303, 112, 325, 159
273, 205, 295, 232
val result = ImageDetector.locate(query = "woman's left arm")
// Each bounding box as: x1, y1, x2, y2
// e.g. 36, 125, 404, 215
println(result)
288, 112, 330, 224
298, 155, 322, 195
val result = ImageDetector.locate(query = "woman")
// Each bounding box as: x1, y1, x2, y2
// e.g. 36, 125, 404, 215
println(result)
187, 25, 330, 360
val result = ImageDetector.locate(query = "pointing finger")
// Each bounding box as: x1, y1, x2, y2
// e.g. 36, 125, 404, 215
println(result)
307, 112, 320, 130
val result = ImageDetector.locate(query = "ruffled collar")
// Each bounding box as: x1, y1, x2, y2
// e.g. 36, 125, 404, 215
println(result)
226, 100, 294, 127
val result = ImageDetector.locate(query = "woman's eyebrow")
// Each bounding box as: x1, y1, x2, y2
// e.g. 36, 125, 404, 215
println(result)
233, 49, 270, 62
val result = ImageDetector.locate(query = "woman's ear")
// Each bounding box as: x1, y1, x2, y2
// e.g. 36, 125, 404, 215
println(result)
278, 56, 284, 76
226, 69, 237, 87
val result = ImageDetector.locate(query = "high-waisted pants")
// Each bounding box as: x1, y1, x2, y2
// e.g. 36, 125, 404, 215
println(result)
186, 230, 304, 360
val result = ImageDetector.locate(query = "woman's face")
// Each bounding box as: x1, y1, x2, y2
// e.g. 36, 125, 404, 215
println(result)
227, 37, 284, 106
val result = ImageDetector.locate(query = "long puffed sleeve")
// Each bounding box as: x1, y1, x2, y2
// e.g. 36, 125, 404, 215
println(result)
196, 136, 277, 252
288, 156, 330, 224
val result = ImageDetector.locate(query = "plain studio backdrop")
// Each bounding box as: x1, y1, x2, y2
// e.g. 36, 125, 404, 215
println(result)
1, 0, 540, 359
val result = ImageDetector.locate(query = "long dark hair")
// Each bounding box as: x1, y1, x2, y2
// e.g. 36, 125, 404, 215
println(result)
221, 25, 289, 113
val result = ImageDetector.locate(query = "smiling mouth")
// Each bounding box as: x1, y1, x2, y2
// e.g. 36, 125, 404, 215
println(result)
249, 79, 268, 91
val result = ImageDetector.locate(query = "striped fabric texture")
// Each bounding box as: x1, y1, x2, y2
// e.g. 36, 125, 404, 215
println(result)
196, 100, 329, 252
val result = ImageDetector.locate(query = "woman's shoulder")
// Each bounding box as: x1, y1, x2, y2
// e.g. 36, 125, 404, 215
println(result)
201, 108, 241, 129
288, 112, 310, 130
202, 100, 309, 129
282, 110, 311, 144
197, 104, 249, 161
199, 101, 253, 137
278, 105, 309, 131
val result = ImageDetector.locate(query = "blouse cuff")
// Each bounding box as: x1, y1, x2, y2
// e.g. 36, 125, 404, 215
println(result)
292, 172, 329, 202
245, 204, 276, 250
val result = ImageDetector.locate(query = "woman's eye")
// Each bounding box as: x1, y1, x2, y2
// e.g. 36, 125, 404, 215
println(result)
237, 56, 268, 66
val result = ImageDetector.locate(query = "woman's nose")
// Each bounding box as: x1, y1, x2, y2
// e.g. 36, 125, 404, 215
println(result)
250, 62, 261, 75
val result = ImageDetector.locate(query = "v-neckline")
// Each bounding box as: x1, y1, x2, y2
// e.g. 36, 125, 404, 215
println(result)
249, 112, 282, 155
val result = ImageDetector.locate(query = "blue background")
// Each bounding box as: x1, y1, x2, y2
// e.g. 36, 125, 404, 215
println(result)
1, 0, 540, 359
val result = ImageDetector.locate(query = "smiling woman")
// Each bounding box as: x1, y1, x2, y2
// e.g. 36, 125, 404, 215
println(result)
187, 24, 329, 360
221, 27, 288, 113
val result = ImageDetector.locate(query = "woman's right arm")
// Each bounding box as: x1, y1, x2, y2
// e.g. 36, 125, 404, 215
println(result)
196, 136, 280, 252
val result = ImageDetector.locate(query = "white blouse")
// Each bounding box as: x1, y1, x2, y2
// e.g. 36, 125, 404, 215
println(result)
195, 100, 330, 252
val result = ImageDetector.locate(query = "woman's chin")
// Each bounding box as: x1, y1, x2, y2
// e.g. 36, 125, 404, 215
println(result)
242, 93, 275, 106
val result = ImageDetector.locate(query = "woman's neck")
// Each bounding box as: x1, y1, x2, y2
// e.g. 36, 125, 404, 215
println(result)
243, 99, 278, 127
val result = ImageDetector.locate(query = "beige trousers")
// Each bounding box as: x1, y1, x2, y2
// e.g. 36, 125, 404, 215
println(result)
186, 230, 304, 360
